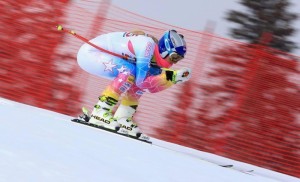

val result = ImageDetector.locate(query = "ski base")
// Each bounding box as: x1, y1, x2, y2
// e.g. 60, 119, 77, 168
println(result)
71, 118, 152, 144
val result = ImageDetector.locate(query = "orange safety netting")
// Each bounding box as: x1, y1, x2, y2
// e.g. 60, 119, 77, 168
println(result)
0, 0, 299, 178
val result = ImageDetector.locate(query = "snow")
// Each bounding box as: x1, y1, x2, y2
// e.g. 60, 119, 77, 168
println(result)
0, 98, 299, 182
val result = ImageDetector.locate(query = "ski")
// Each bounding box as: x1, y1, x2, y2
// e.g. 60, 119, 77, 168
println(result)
219, 165, 254, 175
71, 118, 152, 144
220, 164, 234, 168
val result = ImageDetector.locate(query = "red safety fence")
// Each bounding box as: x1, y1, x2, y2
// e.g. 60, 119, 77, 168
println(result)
1, 0, 299, 178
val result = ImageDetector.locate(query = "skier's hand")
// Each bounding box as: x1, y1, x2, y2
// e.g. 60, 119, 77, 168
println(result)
165, 67, 191, 84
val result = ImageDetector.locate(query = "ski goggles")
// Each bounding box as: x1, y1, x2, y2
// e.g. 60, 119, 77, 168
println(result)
169, 52, 184, 63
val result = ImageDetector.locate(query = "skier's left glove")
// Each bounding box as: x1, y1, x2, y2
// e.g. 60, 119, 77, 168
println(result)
165, 67, 192, 84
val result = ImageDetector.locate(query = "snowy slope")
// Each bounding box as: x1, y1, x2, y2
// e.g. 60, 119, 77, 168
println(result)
0, 98, 298, 182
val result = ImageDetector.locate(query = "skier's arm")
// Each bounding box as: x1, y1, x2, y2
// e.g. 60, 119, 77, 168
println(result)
134, 40, 156, 88
138, 68, 192, 93
135, 57, 151, 88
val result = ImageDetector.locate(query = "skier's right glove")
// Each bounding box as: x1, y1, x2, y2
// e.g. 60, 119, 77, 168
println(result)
165, 67, 192, 84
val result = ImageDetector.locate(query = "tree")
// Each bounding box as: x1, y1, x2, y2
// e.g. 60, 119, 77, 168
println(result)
155, 38, 300, 176
0, 0, 81, 115
226, 0, 298, 52
154, 81, 199, 148
190, 42, 300, 176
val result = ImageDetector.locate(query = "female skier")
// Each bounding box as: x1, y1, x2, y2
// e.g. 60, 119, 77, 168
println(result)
77, 30, 191, 141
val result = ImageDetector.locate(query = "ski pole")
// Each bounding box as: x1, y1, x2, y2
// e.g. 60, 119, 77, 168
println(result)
56, 25, 135, 61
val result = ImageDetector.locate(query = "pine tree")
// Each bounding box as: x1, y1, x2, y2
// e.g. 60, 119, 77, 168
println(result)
195, 43, 300, 176
226, 0, 298, 52
154, 81, 196, 147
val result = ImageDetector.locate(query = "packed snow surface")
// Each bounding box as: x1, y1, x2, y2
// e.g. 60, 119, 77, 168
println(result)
0, 98, 298, 182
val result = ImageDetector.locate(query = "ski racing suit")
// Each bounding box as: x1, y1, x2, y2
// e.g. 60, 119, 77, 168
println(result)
77, 32, 175, 106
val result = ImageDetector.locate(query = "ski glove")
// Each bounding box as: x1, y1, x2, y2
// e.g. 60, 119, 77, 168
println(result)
165, 67, 191, 84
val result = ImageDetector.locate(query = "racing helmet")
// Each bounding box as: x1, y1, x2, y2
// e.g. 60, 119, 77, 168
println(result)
158, 30, 187, 59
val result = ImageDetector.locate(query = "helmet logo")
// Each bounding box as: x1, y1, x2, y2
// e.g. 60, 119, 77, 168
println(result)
165, 39, 171, 51
171, 37, 176, 47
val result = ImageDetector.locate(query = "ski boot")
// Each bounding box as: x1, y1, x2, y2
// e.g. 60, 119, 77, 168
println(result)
114, 104, 150, 141
118, 117, 150, 141
88, 96, 120, 131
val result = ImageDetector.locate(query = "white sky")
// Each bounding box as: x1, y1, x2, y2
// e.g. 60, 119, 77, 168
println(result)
111, 0, 300, 54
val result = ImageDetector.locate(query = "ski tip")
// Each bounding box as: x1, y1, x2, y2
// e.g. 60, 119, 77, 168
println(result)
56, 25, 63, 31
220, 164, 234, 168
71, 118, 81, 122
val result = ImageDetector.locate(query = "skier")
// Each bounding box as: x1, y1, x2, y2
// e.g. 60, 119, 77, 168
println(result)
76, 30, 191, 140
